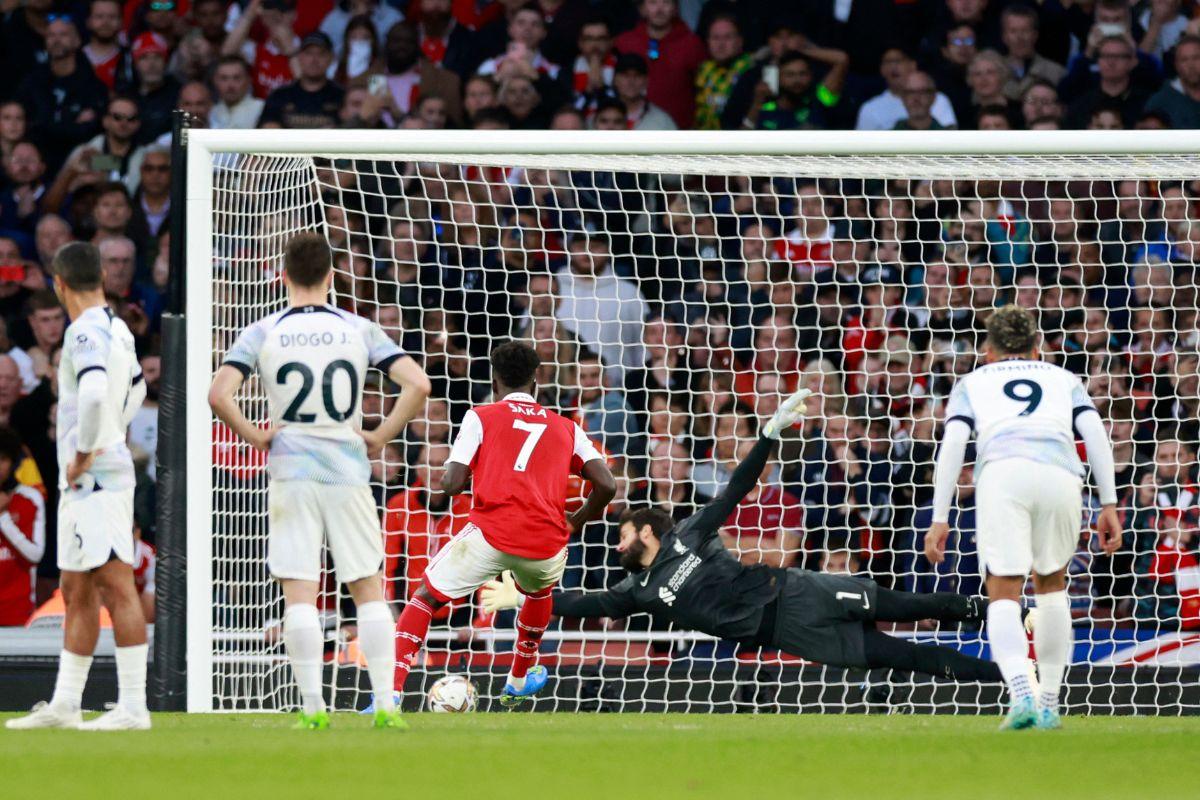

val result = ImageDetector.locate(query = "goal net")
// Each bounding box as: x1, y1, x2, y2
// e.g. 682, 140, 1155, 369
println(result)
183, 130, 1200, 714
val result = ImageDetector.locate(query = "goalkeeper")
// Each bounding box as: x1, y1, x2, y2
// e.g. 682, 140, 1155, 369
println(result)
483, 389, 1002, 683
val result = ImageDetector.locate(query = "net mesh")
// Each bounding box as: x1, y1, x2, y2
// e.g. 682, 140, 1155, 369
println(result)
204, 149, 1200, 713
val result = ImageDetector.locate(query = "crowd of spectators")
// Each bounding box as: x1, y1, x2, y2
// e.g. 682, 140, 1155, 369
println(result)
2, 0, 1200, 644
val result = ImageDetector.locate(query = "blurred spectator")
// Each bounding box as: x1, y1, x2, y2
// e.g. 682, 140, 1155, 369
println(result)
100, 235, 163, 329
1, 0, 54, 80
0, 355, 20, 427
34, 215, 74, 273
572, 15, 616, 113
857, 46, 957, 130
749, 46, 848, 130
170, 28, 218, 84
574, 350, 637, 456
590, 96, 626, 130
477, 6, 562, 80
0, 427, 45, 626
0, 102, 25, 164
694, 13, 752, 131
260, 32, 344, 129
1144, 35, 1200, 130
133, 145, 172, 247
895, 71, 950, 130
977, 104, 1012, 129
415, 0, 477, 79
1, 142, 49, 241
646, 437, 698, 521
320, 0, 403, 59
167, 80, 214, 138
719, 439, 802, 568
611, 53, 675, 130
1020, 79, 1062, 128
1065, 34, 1152, 129
58, 95, 149, 196
333, 14, 384, 84
999, 4, 1064, 102
132, 528, 156, 623
379, 21, 463, 128
129, 32, 181, 143
85, 0, 133, 91
555, 232, 647, 383
223, 0, 301, 99
16, 14, 107, 173
966, 50, 1014, 125
192, 0, 231, 51
24, 290, 63, 382
211, 56, 266, 129
928, 23, 976, 119
614, 0, 707, 129
1139, 0, 1189, 61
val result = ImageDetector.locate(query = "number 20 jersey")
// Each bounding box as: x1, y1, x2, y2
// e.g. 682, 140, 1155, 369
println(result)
447, 394, 603, 560
222, 304, 404, 485
944, 358, 1094, 479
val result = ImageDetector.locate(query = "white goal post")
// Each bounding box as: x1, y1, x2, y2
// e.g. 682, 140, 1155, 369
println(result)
181, 129, 1200, 713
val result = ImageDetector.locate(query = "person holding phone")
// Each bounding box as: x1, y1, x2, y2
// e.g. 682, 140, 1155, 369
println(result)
49, 96, 148, 210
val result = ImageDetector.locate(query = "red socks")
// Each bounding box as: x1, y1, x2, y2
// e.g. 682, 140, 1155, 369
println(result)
511, 588, 553, 680
394, 594, 435, 687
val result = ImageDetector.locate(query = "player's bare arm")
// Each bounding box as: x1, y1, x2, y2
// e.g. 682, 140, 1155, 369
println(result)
441, 460, 470, 496
566, 458, 617, 533
208, 364, 275, 452
361, 355, 431, 454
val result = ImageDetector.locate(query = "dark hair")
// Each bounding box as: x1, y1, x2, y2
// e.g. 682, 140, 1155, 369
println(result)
619, 507, 674, 539
0, 427, 22, 470
283, 231, 333, 288
593, 96, 627, 118
52, 242, 103, 291
986, 304, 1039, 354
471, 107, 512, 128
1001, 4, 1039, 28
27, 289, 61, 313
214, 54, 251, 74
777, 49, 813, 69
491, 341, 540, 390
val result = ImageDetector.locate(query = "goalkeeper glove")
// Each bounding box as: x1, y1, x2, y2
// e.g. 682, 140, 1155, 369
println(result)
762, 388, 813, 440
480, 570, 523, 613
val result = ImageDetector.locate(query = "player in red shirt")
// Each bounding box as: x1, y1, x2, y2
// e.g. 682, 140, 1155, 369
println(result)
0, 430, 45, 627
393, 342, 616, 706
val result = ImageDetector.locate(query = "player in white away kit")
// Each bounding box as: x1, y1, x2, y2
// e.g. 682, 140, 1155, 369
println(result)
925, 305, 1121, 731
8, 243, 150, 731
209, 233, 430, 730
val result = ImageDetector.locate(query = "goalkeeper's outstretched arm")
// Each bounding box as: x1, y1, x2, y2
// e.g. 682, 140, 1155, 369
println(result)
680, 388, 812, 536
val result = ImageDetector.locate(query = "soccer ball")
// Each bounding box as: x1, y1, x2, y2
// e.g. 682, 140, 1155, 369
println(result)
426, 674, 477, 713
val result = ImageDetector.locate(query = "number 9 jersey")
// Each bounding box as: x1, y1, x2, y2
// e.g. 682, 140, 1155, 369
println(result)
944, 358, 1094, 479
447, 393, 603, 560
222, 304, 404, 485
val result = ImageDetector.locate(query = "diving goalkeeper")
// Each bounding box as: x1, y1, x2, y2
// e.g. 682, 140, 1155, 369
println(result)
483, 389, 1002, 683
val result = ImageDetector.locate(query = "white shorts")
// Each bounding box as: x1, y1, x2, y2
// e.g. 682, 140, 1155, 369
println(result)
268, 481, 383, 584
58, 487, 135, 572
975, 457, 1084, 578
424, 523, 566, 601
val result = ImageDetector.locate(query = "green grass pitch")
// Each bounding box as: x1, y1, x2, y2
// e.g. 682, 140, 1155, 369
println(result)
2, 713, 1194, 799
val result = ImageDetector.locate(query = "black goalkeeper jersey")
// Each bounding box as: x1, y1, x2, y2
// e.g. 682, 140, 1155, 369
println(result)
553, 437, 786, 643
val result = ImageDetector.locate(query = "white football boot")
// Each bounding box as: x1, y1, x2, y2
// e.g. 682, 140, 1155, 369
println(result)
78, 705, 151, 731
5, 701, 82, 730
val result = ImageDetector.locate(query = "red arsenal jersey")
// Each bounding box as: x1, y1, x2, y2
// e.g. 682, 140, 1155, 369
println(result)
0, 485, 45, 626
447, 393, 602, 560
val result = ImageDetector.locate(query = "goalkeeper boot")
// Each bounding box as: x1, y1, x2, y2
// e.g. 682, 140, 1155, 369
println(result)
998, 696, 1037, 731
1035, 707, 1063, 731
78, 705, 152, 731
372, 708, 409, 730
499, 665, 548, 708
5, 701, 82, 730
292, 709, 331, 731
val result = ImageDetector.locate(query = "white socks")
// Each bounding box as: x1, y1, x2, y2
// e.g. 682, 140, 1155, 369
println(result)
51, 649, 93, 711
1033, 590, 1071, 712
507, 674, 526, 691
283, 604, 326, 715
115, 643, 149, 714
987, 599, 1034, 703
356, 601, 396, 713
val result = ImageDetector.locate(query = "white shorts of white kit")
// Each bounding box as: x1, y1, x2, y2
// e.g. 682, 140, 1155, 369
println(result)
268, 481, 383, 583
58, 487, 135, 572
424, 523, 566, 600
975, 457, 1083, 578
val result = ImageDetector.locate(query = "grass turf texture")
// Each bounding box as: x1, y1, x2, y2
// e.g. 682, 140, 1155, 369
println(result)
2, 713, 1194, 799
